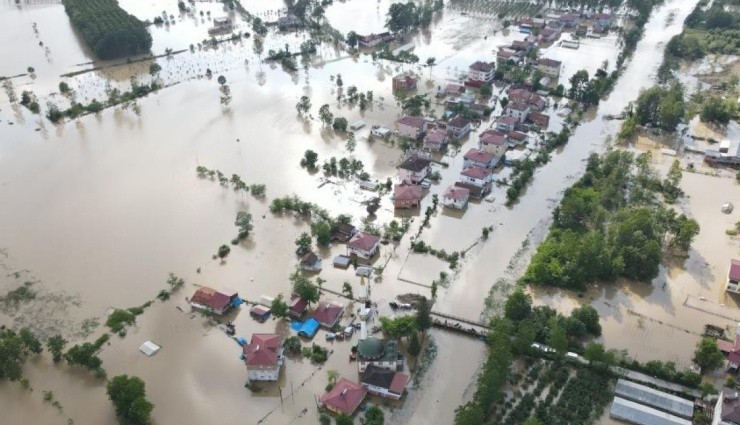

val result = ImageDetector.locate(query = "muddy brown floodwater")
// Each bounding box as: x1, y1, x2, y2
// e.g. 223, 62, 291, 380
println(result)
0, 0, 724, 424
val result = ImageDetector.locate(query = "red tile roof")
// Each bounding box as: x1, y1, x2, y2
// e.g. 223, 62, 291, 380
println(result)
537, 58, 562, 68
397, 115, 425, 129
312, 301, 344, 327
481, 133, 506, 146
464, 148, 495, 164
394, 184, 422, 201
319, 378, 367, 415
497, 116, 518, 126
469, 61, 494, 72
425, 129, 448, 144
448, 117, 471, 128
243, 334, 281, 367
348, 231, 381, 252
443, 186, 470, 201
389, 372, 409, 394
190, 287, 235, 311
289, 297, 308, 314
461, 166, 491, 180
730, 259, 740, 281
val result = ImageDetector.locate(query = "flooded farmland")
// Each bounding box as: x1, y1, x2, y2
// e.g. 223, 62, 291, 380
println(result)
0, 0, 734, 424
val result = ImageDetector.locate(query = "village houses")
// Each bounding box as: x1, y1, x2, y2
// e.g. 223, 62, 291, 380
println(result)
312, 300, 345, 329
393, 183, 423, 209
189, 287, 239, 316
536, 58, 562, 78
396, 115, 427, 140
392, 72, 418, 91
347, 231, 381, 259
398, 155, 432, 184
446, 117, 472, 140
459, 166, 493, 191
468, 61, 495, 84
479, 130, 508, 157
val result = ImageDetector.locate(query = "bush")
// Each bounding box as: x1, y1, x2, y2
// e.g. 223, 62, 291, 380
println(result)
106, 309, 136, 333
106, 375, 154, 425
61, 0, 152, 59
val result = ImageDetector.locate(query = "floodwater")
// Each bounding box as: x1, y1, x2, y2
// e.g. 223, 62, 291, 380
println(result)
0, 0, 716, 424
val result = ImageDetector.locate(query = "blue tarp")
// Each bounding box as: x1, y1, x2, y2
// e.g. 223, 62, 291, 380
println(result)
232, 297, 244, 307
290, 318, 319, 338
236, 337, 247, 346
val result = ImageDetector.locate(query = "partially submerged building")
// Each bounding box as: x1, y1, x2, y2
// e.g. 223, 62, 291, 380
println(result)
360, 364, 409, 400
357, 337, 403, 373
189, 287, 239, 315
347, 231, 381, 259
312, 301, 345, 329
244, 333, 284, 381
319, 377, 367, 416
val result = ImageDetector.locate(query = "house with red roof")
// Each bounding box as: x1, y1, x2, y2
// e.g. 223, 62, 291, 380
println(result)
528, 111, 550, 130
396, 115, 426, 139
244, 333, 284, 381
446, 117, 472, 140
424, 128, 449, 152
443, 186, 471, 210
189, 287, 239, 315
714, 387, 740, 425
348, 231, 381, 259
496, 116, 518, 132
289, 297, 308, 318
394, 184, 423, 209
479, 130, 508, 157
717, 323, 740, 372
392, 72, 418, 91
727, 259, 740, 294
319, 377, 367, 416
459, 166, 493, 194
464, 148, 497, 169
361, 365, 409, 400
312, 301, 345, 329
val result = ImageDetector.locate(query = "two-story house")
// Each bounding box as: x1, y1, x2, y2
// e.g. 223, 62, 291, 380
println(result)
505, 101, 530, 122
347, 231, 381, 259
536, 58, 562, 78
496, 116, 518, 132
463, 148, 498, 169
398, 155, 432, 184
357, 337, 404, 373
726, 259, 740, 293
446, 117, 472, 140
424, 129, 449, 152
443, 186, 471, 210
396, 115, 426, 140
244, 333, 284, 381
361, 365, 409, 400
479, 130, 508, 157
392, 72, 418, 91
459, 166, 493, 189
468, 61, 495, 84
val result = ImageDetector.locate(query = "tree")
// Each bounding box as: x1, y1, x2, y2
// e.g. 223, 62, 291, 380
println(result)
318, 104, 333, 126
454, 402, 484, 425
271, 294, 289, 319
65, 342, 102, 371
570, 305, 601, 336
547, 322, 568, 355
0, 329, 24, 380
106, 375, 154, 425
693, 337, 724, 373
296, 95, 311, 115
58, 81, 71, 93
700, 96, 735, 125
568, 70, 590, 101
346, 31, 359, 49
301, 150, 319, 169
364, 405, 385, 425
19, 328, 42, 354
416, 297, 432, 340
342, 282, 354, 299
319, 413, 331, 425
499, 96, 509, 110
386, 2, 418, 33
332, 116, 348, 132
148, 63, 161, 77
336, 413, 353, 425
217, 75, 226, 86
291, 273, 319, 305
430, 280, 437, 300
480, 85, 492, 98
523, 417, 542, 425
426, 57, 436, 77
408, 332, 421, 369
47, 335, 67, 363
217, 244, 231, 260
295, 232, 312, 255
234, 211, 253, 240
584, 341, 605, 364
504, 288, 532, 322
379, 315, 417, 340
346, 132, 357, 154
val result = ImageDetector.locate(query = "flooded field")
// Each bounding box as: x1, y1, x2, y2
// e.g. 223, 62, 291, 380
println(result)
0, 0, 726, 423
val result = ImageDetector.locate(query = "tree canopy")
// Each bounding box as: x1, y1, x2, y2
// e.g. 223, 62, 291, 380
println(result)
693, 337, 724, 373
106, 375, 154, 425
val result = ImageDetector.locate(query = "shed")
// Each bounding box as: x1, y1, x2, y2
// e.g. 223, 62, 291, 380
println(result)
291, 318, 320, 338
615, 379, 694, 419
350, 120, 366, 130
250, 305, 271, 322
334, 255, 351, 268
139, 341, 161, 357
610, 397, 692, 425
356, 266, 374, 277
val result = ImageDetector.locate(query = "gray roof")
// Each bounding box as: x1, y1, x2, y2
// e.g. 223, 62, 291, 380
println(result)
615, 379, 694, 419
610, 397, 692, 425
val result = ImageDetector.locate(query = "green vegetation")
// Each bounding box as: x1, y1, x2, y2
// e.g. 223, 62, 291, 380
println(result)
106, 309, 136, 333
47, 335, 68, 363
693, 337, 725, 373
410, 240, 461, 269
522, 151, 699, 290
195, 167, 265, 198
20, 91, 40, 113
106, 375, 154, 425
699, 95, 738, 125
61, 0, 152, 59
269, 195, 353, 246
302, 343, 329, 363
270, 294, 289, 319
291, 272, 320, 305
301, 150, 319, 169
64, 334, 109, 377
633, 82, 685, 132
0, 328, 43, 381
233, 211, 253, 243
364, 405, 385, 425
386, 0, 443, 33
283, 336, 302, 355
1, 281, 36, 310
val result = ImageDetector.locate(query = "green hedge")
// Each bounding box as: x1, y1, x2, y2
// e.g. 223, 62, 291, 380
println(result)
62, 0, 152, 59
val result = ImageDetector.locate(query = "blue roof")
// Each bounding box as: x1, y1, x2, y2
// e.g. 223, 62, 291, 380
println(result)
291, 318, 320, 338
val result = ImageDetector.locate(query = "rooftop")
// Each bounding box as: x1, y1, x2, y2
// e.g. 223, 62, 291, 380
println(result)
397, 115, 425, 129
464, 148, 495, 164
394, 184, 423, 201
319, 378, 367, 416
497, 116, 518, 126
614, 379, 693, 419
312, 301, 344, 326
448, 116, 471, 128
461, 166, 492, 180
361, 364, 409, 394
425, 129, 448, 144
348, 231, 381, 252
722, 387, 740, 424
469, 61, 494, 72
610, 397, 691, 425
399, 156, 431, 172
443, 186, 470, 201
537, 58, 562, 68
357, 337, 399, 362
243, 334, 282, 367
731, 259, 740, 281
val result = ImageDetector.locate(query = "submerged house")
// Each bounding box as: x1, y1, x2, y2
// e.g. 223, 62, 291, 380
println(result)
424, 129, 449, 152
728, 260, 740, 293
189, 287, 239, 315
361, 364, 409, 400
300, 251, 322, 271
348, 231, 381, 259
398, 155, 432, 184
392, 72, 419, 91
319, 377, 367, 416
394, 184, 423, 209
244, 333, 284, 381
396, 115, 427, 140
443, 186, 471, 210
312, 301, 345, 329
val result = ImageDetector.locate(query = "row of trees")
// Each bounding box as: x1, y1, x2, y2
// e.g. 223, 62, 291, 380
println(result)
61, 0, 152, 59
522, 151, 699, 290
386, 0, 443, 34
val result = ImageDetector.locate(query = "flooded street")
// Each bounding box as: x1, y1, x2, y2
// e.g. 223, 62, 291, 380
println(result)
0, 0, 728, 423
